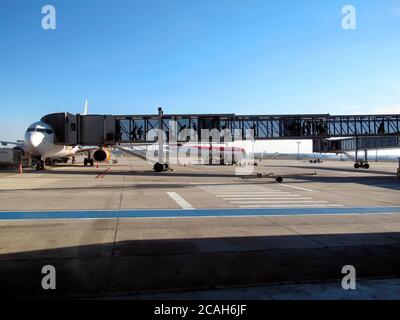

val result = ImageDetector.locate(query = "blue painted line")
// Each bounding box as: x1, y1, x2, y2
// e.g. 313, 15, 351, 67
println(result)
0, 207, 399, 220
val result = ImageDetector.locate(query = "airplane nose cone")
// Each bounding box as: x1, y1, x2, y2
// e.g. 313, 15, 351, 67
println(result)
29, 133, 44, 148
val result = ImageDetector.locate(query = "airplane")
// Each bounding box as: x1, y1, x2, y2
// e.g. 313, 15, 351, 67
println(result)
1, 101, 252, 172
118, 143, 250, 171
0, 100, 113, 170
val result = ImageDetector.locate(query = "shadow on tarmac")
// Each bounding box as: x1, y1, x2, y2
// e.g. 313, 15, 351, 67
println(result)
0, 232, 399, 299
4, 169, 399, 192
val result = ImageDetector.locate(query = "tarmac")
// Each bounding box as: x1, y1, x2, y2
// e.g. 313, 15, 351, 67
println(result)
0, 155, 399, 299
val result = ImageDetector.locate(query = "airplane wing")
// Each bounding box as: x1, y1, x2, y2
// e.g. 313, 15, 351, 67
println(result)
75, 147, 98, 154
0, 141, 24, 148
114, 145, 148, 161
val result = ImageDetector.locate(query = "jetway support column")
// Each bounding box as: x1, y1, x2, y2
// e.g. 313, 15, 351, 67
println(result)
158, 107, 164, 165
355, 138, 359, 162
154, 107, 169, 172
397, 158, 400, 178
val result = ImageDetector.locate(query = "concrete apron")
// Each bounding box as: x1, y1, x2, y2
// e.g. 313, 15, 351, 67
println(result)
1, 235, 399, 299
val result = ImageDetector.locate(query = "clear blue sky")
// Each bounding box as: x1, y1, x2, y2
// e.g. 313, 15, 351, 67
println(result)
0, 0, 399, 140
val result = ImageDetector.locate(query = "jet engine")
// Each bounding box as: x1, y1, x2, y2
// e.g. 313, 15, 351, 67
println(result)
93, 148, 110, 162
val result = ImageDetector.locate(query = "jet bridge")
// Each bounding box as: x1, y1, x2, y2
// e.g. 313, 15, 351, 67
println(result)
313, 136, 400, 169
313, 136, 400, 153
41, 110, 400, 146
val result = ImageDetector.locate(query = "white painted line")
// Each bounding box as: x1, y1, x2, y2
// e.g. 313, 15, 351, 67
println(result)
280, 184, 319, 192
191, 183, 248, 185
199, 186, 272, 189
201, 188, 276, 191
212, 192, 293, 195
200, 186, 272, 188
238, 204, 339, 208
215, 194, 300, 198
205, 190, 289, 193
202, 188, 280, 191
166, 192, 194, 210
222, 197, 313, 201
203, 188, 282, 191
198, 184, 270, 188
231, 200, 329, 204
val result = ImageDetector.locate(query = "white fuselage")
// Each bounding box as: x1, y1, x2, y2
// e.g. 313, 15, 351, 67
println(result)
24, 121, 79, 160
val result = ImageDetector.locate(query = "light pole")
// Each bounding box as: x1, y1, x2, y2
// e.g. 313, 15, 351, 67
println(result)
297, 141, 302, 160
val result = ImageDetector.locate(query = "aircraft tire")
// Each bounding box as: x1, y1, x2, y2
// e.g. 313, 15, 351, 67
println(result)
154, 163, 164, 172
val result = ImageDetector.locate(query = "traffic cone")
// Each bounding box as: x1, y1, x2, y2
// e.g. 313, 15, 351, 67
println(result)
18, 163, 23, 174
96, 162, 99, 168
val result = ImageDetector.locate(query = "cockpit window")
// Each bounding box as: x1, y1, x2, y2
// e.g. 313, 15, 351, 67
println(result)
36, 128, 53, 134
28, 128, 53, 134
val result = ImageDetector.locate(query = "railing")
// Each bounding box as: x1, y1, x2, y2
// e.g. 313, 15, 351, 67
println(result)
313, 136, 400, 153
116, 114, 400, 143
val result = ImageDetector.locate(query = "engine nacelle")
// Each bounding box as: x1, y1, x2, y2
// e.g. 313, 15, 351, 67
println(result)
93, 148, 110, 162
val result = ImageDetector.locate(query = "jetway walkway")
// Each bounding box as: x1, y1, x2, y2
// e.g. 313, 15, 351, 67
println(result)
41, 109, 400, 146
313, 136, 400, 169
313, 136, 400, 153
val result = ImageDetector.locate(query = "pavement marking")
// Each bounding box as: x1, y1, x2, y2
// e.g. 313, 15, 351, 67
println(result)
198, 186, 275, 189
199, 184, 336, 208
220, 197, 313, 200
216, 194, 304, 197
203, 189, 284, 191
167, 192, 194, 210
231, 200, 328, 204
95, 167, 111, 179
238, 205, 344, 208
203, 190, 282, 193
280, 184, 319, 192
189, 182, 229, 185
213, 192, 294, 195
0, 206, 399, 220
200, 185, 274, 187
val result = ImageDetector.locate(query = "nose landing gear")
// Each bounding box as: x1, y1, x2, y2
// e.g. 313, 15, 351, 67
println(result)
36, 160, 45, 171
84, 158, 94, 167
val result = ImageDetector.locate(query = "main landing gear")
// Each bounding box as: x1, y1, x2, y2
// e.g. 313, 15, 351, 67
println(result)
84, 158, 94, 167
354, 161, 370, 169
153, 162, 169, 172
